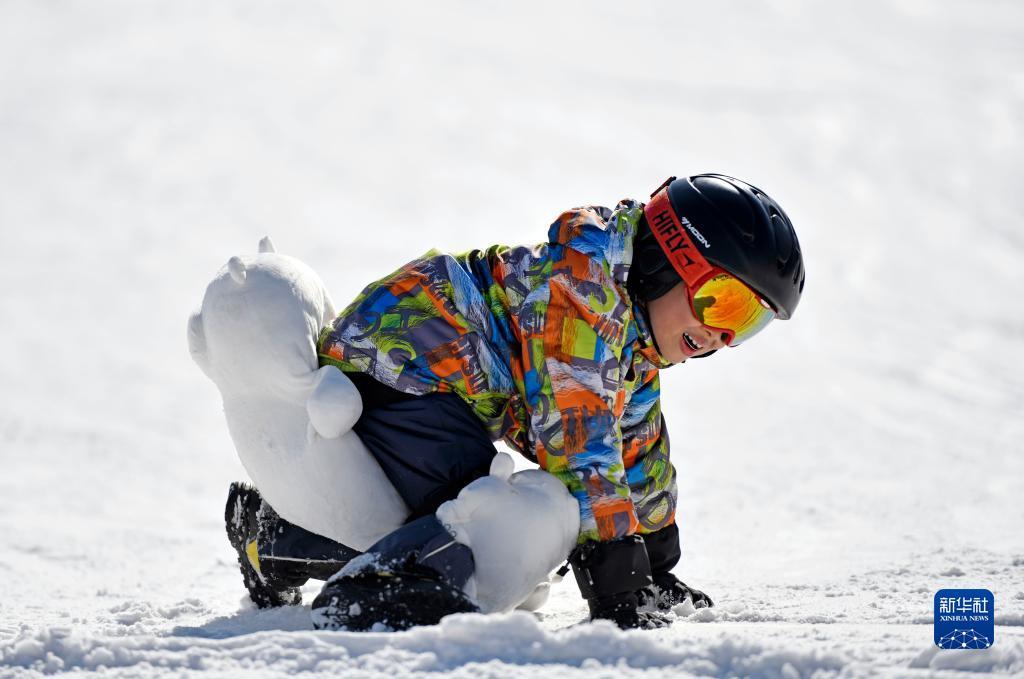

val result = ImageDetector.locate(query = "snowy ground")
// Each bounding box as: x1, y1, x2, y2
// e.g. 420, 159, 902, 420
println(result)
2, 1, 1023, 676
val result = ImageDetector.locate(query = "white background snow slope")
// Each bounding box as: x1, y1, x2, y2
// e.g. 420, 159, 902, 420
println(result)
1, 1, 1022, 676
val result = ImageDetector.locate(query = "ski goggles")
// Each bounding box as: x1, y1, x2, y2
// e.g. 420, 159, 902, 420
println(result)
644, 187, 776, 346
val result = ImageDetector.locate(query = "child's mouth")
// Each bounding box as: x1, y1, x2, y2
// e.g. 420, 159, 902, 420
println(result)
682, 332, 703, 352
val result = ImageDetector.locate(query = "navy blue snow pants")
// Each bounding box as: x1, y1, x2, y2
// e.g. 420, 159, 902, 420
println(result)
347, 371, 498, 520
340, 373, 497, 589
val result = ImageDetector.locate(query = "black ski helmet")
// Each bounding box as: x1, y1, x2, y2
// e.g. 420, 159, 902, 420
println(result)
628, 174, 805, 320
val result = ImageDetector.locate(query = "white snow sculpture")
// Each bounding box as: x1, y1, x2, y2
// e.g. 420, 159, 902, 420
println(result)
436, 452, 580, 613
187, 237, 409, 550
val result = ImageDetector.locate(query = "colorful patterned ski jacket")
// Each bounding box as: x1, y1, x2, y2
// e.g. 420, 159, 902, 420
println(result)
318, 199, 676, 544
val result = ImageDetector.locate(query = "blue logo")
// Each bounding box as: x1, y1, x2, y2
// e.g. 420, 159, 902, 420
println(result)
934, 589, 994, 649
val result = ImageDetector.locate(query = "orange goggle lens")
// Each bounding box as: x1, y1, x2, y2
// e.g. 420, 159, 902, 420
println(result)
691, 273, 776, 346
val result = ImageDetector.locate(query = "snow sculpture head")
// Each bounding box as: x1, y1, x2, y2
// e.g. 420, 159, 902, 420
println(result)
188, 237, 336, 398
187, 238, 408, 549
436, 452, 580, 613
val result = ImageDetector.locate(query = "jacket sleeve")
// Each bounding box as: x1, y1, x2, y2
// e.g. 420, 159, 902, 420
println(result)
521, 240, 638, 544
621, 369, 677, 536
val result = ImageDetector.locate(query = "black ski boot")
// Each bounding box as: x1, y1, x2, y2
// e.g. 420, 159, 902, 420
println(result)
311, 562, 479, 631
311, 514, 480, 631
637, 572, 714, 610
225, 482, 305, 608
225, 482, 363, 609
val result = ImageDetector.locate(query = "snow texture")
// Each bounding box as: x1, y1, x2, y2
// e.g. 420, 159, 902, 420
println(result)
2, 0, 1023, 676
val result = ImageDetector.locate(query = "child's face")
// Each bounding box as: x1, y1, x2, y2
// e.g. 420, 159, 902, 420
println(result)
646, 281, 729, 364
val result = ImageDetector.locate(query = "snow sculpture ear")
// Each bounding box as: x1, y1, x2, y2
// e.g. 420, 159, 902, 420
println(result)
307, 366, 363, 438
258, 236, 276, 254
489, 452, 515, 481
227, 256, 247, 284
187, 309, 211, 376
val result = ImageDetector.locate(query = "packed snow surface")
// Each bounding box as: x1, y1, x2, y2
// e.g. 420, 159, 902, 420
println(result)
1, 1, 1022, 676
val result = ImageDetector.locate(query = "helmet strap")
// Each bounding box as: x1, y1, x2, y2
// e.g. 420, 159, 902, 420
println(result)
643, 189, 714, 289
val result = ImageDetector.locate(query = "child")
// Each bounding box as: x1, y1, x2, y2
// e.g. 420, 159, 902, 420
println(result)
225, 173, 805, 630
